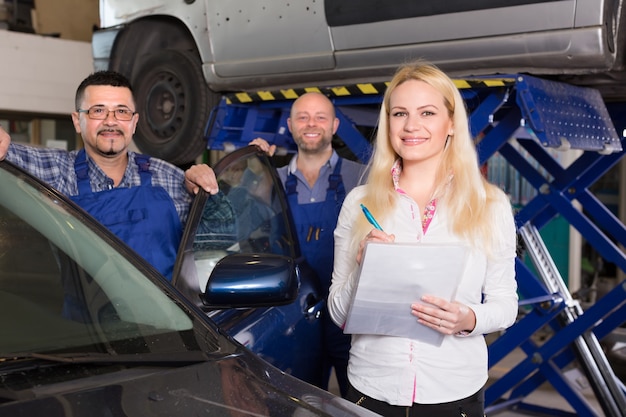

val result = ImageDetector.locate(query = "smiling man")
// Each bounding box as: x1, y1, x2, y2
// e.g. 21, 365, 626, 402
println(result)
0, 71, 218, 281
251, 92, 367, 396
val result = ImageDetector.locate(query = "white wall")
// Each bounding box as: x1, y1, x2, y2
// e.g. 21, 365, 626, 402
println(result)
0, 30, 93, 115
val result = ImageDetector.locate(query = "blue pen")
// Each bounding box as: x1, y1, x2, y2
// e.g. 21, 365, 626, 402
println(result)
360, 204, 384, 231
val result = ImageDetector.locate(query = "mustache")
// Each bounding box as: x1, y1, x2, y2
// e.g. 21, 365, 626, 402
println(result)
98, 128, 124, 135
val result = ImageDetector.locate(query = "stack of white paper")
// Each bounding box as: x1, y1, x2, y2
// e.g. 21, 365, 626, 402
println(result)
344, 242, 469, 346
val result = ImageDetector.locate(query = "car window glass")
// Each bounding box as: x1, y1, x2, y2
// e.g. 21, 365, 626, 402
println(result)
0, 165, 204, 355
192, 152, 293, 293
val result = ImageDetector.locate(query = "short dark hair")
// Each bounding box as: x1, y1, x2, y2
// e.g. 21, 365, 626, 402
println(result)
75, 71, 135, 110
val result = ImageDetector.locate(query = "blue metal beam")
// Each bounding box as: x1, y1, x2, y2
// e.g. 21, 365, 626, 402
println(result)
205, 75, 626, 416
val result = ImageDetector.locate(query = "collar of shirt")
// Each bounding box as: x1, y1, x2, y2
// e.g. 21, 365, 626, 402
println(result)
286, 149, 339, 176
83, 151, 138, 190
391, 158, 455, 196
391, 158, 403, 193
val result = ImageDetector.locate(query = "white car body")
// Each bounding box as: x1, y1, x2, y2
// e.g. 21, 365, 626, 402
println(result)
93, 0, 626, 163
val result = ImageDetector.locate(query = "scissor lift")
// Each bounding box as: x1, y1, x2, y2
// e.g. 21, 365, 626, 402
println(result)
205, 75, 626, 416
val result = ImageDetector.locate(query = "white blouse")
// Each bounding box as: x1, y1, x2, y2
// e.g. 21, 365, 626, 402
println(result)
328, 185, 518, 406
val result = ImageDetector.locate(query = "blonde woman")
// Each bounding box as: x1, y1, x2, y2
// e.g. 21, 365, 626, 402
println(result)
328, 61, 518, 416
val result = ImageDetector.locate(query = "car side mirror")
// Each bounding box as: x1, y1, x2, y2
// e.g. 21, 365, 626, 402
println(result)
201, 253, 299, 308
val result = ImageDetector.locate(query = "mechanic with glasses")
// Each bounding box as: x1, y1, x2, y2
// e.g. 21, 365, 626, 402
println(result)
0, 71, 219, 281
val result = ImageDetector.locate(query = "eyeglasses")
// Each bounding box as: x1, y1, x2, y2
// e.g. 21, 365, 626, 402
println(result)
77, 106, 136, 121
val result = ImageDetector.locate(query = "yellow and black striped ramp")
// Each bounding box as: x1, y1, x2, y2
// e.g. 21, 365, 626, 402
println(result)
224, 78, 516, 104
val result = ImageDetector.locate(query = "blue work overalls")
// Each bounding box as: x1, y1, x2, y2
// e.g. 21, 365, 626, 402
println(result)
285, 158, 350, 397
70, 149, 182, 281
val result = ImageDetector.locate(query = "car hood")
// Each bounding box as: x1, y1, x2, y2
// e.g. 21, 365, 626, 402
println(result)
0, 352, 372, 417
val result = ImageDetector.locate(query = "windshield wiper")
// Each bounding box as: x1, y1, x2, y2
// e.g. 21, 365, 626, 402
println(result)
0, 350, 240, 365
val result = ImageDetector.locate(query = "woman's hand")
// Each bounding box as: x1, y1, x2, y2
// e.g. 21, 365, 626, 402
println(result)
356, 228, 395, 264
410, 295, 476, 335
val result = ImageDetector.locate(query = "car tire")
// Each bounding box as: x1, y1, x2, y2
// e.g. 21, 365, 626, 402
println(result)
132, 49, 218, 165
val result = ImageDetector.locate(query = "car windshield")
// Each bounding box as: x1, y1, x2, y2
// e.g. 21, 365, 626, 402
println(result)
0, 161, 217, 357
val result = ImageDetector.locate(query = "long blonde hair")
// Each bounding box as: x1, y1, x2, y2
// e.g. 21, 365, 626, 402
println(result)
354, 61, 510, 253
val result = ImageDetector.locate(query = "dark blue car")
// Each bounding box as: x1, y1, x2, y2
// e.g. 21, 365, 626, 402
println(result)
0, 151, 370, 416
172, 146, 326, 384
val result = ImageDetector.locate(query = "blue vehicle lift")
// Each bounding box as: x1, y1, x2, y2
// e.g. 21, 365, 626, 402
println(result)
205, 75, 626, 416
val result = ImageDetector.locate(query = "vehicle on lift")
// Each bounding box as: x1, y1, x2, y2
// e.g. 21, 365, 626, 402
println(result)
0, 146, 354, 416
93, 0, 626, 165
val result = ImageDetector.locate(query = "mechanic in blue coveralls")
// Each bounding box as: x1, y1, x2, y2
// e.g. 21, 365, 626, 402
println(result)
0, 71, 220, 282
251, 92, 367, 397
